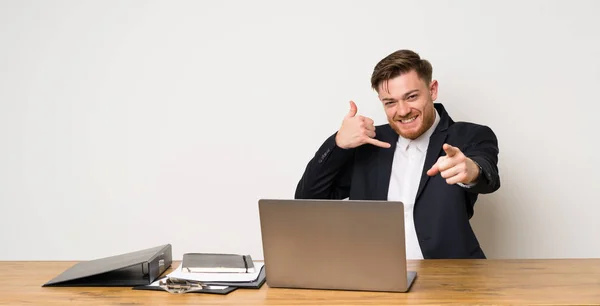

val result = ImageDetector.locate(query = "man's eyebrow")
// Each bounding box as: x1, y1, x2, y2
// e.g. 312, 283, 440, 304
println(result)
381, 89, 420, 102
402, 89, 419, 99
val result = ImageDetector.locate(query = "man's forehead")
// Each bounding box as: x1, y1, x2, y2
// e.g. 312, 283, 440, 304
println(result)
377, 74, 423, 94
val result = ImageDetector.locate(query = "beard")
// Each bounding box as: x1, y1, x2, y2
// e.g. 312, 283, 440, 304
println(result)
388, 107, 436, 140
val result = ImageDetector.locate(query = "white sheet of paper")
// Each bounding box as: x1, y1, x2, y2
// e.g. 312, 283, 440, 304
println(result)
167, 262, 264, 282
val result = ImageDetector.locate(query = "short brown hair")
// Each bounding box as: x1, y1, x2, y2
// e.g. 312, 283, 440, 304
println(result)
370, 49, 433, 92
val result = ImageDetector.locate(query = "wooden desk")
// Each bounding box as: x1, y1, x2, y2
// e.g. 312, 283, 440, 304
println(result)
1, 259, 599, 305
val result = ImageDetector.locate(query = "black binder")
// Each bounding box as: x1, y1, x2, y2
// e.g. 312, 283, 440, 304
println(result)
42, 244, 172, 287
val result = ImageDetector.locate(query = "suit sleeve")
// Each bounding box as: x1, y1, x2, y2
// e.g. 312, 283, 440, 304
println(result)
294, 132, 355, 199
462, 125, 501, 194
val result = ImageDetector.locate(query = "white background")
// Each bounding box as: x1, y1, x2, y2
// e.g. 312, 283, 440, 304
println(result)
1, 0, 598, 260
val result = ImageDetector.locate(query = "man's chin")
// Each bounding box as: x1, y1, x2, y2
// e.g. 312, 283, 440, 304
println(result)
392, 125, 422, 140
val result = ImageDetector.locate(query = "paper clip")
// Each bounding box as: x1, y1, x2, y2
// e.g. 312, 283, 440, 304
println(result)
158, 277, 206, 294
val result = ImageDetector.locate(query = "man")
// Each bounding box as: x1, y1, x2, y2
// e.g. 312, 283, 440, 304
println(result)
294, 49, 500, 259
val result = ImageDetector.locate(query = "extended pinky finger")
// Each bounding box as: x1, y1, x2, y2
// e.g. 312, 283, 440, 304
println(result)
365, 137, 391, 148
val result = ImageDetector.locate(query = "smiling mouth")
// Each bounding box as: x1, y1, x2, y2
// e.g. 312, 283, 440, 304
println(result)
398, 115, 418, 124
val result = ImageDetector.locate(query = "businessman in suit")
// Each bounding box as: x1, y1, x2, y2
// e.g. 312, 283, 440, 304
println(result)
295, 49, 500, 259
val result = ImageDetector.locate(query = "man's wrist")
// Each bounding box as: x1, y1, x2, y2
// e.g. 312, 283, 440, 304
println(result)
468, 158, 482, 184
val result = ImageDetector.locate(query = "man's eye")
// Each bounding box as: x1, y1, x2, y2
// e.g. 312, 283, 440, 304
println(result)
408, 95, 417, 100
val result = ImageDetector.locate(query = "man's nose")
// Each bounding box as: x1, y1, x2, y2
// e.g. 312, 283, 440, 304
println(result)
395, 102, 411, 117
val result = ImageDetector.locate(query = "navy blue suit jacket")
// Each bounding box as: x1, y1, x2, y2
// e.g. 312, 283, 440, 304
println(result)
294, 103, 500, 259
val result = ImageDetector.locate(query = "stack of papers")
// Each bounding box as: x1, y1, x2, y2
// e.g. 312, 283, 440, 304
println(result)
133, 262, 266, 294
168, 262, 265, 283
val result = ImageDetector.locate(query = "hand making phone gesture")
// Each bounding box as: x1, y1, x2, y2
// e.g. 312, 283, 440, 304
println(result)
335, 101, 391, 149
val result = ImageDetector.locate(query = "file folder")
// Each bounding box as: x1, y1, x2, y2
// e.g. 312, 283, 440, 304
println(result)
42, 244, 172, 287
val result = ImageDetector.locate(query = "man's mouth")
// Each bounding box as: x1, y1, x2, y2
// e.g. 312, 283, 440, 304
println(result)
398, 115, 418, 124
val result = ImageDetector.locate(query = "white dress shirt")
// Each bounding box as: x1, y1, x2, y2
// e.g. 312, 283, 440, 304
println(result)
387, 109, 440, 260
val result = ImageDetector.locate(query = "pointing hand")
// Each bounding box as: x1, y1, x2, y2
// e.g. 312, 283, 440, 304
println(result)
427, 144, 480, 185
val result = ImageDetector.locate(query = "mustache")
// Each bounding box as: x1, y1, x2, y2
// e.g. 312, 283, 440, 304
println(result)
394, 113, 418, 121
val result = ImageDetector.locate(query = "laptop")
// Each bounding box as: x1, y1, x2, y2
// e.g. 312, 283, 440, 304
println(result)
258, 199, 417, 292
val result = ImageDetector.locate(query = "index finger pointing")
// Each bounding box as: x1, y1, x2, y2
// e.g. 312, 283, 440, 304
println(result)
443, 144, 460, 157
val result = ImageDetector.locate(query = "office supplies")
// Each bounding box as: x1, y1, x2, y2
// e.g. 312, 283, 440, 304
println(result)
258, 199, 417, 292
42, 244, 172, 287
181, 253, 255, 273
133, 261, 266, 294
168, 261, 265, 285
134, 276, 238, 294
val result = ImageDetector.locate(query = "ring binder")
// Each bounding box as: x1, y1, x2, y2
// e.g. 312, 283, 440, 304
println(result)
42, 244, 172, 287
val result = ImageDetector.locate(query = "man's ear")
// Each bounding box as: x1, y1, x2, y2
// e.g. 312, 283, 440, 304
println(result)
429, 80, 439, 101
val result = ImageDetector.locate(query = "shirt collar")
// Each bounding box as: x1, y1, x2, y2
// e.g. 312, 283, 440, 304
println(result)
397, 108, 440, 153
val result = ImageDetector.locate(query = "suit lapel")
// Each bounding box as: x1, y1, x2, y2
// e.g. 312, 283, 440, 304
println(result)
415, 103, 453, 201
375, 125, 398, 200
415, 130, 448, 201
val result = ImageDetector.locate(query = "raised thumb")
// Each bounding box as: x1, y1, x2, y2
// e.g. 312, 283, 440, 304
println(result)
347, 100, 358, 118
